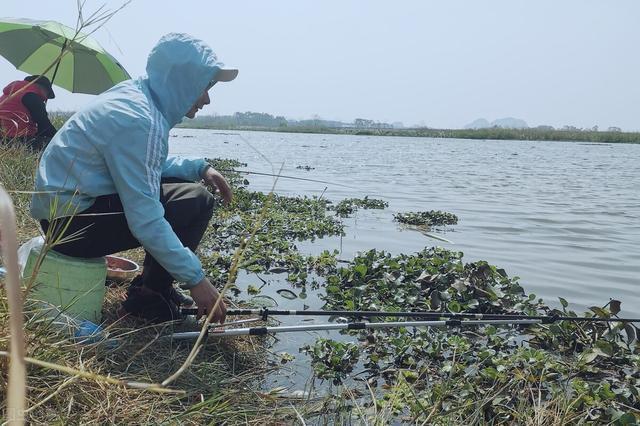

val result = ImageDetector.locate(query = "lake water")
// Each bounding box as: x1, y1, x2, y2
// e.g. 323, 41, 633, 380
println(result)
170, 128, 640, 390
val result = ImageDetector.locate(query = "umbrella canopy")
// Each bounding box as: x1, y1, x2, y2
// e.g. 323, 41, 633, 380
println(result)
0, 17, 130, 95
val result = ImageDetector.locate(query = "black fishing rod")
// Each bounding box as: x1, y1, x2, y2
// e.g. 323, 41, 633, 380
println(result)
180, 308, 640, 324
166, 318, 542, 340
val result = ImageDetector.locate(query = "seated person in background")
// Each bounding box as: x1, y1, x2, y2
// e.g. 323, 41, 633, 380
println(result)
0, 75, 57, 150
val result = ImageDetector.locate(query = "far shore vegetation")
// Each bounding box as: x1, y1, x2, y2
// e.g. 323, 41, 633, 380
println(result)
176, 111, 640, 144
49, 110, 640, 143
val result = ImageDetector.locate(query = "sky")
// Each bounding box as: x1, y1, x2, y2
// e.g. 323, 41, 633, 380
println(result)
1, 0, 639, 130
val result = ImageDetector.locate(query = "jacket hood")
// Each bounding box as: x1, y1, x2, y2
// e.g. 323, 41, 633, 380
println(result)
145, 33, 226, 127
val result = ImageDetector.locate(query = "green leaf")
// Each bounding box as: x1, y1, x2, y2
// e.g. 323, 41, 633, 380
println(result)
615, 413, 638, 426
277, 289, 298, 300
480, 367, 500, 380
623, 324, 637, 346
598, 383, 616, 400
299, 289, 307, 300
590, 306, 609, 318
466, 299, 479, 308
448, 300, 462, 313
609, 299, 621, 315
579, 349, 599, 364
249, 295, 278, 308
595, 340, 613, 357
558, 297, 568, 308
354, 264, 367, 278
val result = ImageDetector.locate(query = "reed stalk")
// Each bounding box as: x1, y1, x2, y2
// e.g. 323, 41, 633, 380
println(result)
0, 186, 26, 425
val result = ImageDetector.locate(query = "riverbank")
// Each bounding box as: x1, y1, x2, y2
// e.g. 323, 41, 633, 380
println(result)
1, 141, 638, 424
0, 144, 293, 424
178, 123, 640, 144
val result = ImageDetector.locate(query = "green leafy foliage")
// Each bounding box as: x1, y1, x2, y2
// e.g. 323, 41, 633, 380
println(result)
300, 338, 361, 384
306, 248, 640, 423
330, 196, 389, 217
394, 210, 459, 227
197, 158, 638, 424
322, 248, 534, 314
206, 158, 249, 189
199, 164, 343, 289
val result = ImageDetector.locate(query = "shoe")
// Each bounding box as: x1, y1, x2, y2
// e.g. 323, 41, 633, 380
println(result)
128, 275, 194, 306
121, 283, 182, 323
163, 286, 195, 307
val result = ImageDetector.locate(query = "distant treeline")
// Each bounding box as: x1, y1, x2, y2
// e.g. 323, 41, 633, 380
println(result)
181, 112, 396, 129
50, 110, 640, 143
346, 127, 640, 144
182, 111, 349, 129
180, 112, 640, 144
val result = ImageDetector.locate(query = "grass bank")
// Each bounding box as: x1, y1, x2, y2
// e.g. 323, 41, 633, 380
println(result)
0, 144, 305, 424
1, 141, 638, 424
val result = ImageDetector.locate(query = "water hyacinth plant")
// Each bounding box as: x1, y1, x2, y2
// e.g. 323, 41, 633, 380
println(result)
394, 210, 459, 227
183, 159, 640, 423
300, 338, 361, 385
302, 248, 639, 423
330, 196, 389, 217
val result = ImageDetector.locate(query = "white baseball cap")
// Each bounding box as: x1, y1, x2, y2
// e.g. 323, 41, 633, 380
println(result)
214, 67, 238, 83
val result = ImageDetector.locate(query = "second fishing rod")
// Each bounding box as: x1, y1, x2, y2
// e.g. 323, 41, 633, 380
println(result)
181, 307, 640, 324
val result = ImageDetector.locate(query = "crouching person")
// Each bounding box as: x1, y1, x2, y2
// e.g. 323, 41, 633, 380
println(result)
0, 75, 57, 150
30, 33, 238, 323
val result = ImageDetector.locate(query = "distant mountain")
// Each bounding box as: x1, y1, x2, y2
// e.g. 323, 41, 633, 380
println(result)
464, 118, 491, 129
491, 117, 528, 129
464, 117, 529, 129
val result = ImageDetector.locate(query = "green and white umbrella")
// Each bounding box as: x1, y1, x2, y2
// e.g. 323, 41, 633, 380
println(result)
0, 17, 130, 95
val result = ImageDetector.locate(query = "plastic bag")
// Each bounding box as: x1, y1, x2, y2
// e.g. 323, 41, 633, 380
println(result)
17, 236, 44, 276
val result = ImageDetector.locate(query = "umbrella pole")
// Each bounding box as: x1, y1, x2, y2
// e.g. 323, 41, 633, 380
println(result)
50, 39, 68, 85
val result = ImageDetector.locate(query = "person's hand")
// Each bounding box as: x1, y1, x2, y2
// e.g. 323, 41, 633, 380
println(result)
189, 277, 227, 323
202, 167, 233, 206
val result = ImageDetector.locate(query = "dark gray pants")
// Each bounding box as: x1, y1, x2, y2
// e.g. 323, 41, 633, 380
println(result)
41, 179, 215, 292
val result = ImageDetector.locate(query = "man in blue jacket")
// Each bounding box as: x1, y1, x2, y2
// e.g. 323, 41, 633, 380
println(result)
30, 33, 237, 323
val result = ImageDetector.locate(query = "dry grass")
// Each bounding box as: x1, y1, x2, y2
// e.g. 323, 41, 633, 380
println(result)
0, 282, 297, 424
0, 144, 41, 243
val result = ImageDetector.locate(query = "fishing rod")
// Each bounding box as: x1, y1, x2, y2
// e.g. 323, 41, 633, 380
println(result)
180, 307, 640, 324
166, 318, 541, 340
216, 168, 357, 189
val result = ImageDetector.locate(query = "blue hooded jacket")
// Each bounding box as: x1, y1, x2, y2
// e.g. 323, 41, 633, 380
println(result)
31, 33, 231, 288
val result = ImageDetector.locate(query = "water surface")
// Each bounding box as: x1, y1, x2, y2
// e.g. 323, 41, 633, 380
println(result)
170, 129, 640, 388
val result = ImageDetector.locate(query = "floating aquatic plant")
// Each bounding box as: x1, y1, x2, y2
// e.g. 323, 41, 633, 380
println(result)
300, 338, 361, 385
330, 196, 389, 217
199, 158, 638, 423
394, 210, 458, 227
303, 247, 639, 423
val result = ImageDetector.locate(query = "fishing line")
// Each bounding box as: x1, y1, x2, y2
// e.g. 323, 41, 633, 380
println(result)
233, 133, 277, 181
215, 168, 357, 189
223, 132, 450, 244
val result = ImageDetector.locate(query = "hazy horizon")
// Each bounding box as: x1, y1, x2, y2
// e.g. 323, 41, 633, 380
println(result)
2, 1, 639, 131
